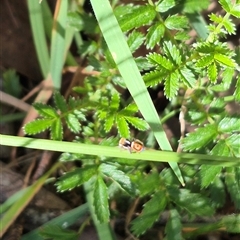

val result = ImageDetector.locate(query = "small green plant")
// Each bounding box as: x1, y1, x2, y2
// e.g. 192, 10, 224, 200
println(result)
2, 0, 239, 239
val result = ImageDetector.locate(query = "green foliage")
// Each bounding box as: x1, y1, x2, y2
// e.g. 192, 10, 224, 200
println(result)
20, 0, 240, 239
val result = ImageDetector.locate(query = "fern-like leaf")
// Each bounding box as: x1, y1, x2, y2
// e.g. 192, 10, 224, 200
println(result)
24, 119, 53, 135
146, 23, 165, 49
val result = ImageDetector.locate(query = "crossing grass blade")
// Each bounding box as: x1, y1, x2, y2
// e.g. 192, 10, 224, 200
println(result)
90, 0, 184, 184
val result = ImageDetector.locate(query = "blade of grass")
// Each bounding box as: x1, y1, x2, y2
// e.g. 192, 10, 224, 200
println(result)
21, 204, 89, 240
50, 0, 68, 89
27, 0, 50, 78
89, 0, 184, 184
1, 135, 239, 167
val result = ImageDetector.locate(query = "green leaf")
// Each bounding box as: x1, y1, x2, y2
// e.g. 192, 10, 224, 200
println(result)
144, 70, 166, 86
116, 116, 130, 138
110, 92, 120, 111
100, 163, 136, 195
222, 214, 240, 233
234, 75, 240, 102
93, 175, 110, 223
54, 92, 68, 113
179, 67, 196, 88
163, 41, 181, 65
148, 53, 173, 70
146, 23, 165, 49
24, 119, 53, 135
131, 191, 167, 236
164, 71, 179, 99
127, 30, 145, 53
120, 103, 139, 115
40, 225, 78, 240
209, 177, 226, 208
230, 4, 240, 18
165, 209, 182, 240
208, 62, 217, 82
33, 103, 58, 118
51, 118, 63, 140
214, 53, 236, 67
125, 116, 149, 131
56, 165, 98, 191
219, 0, 232, 13
218, 117, 240, 133
225, 167, 240, 209
200, 165, 222, 188
65, 114, 81, 133
196, 54, 214, 68
177, 0, 209, 13
165, 15, 188, 30
118, 5, 156, 32
182, 124, 218, 151
222, 18, 236, 34
169, 188, 215, 216
156, 0, 176, 12
104, 115, 114, 132
225, 134, 240, 157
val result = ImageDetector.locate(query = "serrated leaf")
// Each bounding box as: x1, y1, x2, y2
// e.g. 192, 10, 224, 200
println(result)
225, 134, 240, 157
165, 209, 182, 240
93, 176, 110, 223
110, 92, 120, 111
120, 103, 139, 115
65, 113, 81, 133
116, 116, 130, 138
100, 163, 136, 195
104, 115, 114, 132
24, 118, 53, 135
156, 0, 175, 12
163, 41, 181, 65
165, 15, 188, 30
118, 5, 156, 32
164, 71, 179, 99
209, 177, 226, 208
144, 70, 167, 86
208, 62, 217, 82
51, 118, 63, 140
182, 124, 218, 151
179, 67, 196, 88
222, 18, 236, 34
125, 116, 149, 131
56, 165, 98, 191
219, 0, 231, 12
214, 53, 236, 67
33, 103, 59, 118
200, 165, 222, 188
131, 191, 167, 236
196, 54, 214, 68
127, 30, 145, 53
225, 167, 240, 209
211, 139, 233, 157
146, 23, 165, 49
148, 53, 173, 70
54, 91, 68, 112
169, 188, 215, 216
218, 117, 240, 133
230, 4, 240, 18
234, 75, 240, 102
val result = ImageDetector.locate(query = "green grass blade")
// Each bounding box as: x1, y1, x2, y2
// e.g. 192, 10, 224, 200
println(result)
1, 135, 239, 167
50, 0, 68, 89
21, 204, 89, 240
89, 0, 184, 184
27, 0, 50, 78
